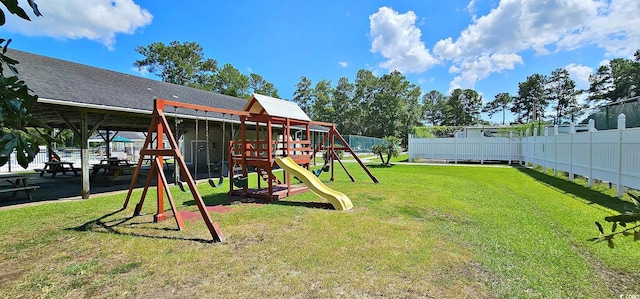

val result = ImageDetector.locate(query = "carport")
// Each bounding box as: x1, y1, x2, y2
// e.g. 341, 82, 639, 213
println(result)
11, 49, 247, 199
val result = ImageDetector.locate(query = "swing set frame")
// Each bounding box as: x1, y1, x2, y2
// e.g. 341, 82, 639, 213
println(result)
122, 98, 248, 242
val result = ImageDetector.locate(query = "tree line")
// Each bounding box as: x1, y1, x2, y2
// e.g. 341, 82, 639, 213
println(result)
291, 50, 640, 140
135, 41, 280, 99
136, 41, 640, 144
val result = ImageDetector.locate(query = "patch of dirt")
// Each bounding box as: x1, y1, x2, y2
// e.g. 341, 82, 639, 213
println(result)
0, 269, 25, 288
179, 203, 265, 221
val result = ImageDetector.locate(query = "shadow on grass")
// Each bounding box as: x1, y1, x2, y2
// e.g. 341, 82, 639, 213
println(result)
367, 164, 395, 169
67, 209, 215, 244
516, 167, 630, 214
270, 200, 334, 210
181, 191, 335, 210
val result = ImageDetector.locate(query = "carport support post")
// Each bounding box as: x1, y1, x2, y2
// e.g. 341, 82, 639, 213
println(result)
81, 112, 90, 199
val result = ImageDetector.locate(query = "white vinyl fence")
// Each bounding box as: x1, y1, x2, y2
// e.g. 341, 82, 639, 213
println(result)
409, 114, 640, 196
408, 133, 521, 164
522, 115, 639, 196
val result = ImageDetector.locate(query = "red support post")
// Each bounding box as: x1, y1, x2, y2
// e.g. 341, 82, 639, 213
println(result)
155, 101, 166, 222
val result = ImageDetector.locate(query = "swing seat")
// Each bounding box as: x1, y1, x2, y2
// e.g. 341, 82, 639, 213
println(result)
208, 176, 224, 188
233, 176, 248, 188
177, 181, 188, 192
314, 164, 330, 177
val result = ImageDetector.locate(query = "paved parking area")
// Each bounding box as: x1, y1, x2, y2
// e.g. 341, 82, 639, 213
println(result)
0, 169, 215, 210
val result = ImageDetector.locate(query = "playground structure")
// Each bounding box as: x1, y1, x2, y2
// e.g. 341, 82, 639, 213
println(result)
122, 94, 378, 242
228, 94, 378, 200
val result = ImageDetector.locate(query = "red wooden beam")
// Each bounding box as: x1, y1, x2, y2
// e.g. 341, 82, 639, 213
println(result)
156, 98, 250, 117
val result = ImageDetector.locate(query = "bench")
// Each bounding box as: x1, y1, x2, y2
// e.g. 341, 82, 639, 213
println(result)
0, 185, 40, 201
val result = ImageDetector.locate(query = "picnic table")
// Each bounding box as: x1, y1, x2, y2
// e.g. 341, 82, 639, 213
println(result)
91, 159, 135, 181
0, 175, 39, 201
34, 161, 80, 177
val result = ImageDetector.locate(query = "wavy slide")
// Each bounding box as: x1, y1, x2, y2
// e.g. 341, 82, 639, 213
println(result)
275, 157, 353, 211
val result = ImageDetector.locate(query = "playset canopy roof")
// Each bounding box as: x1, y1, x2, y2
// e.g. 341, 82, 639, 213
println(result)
243, 93, 311, 122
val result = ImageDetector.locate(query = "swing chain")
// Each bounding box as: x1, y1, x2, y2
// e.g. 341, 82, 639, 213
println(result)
205, 111, 212, 177
194, 110, 199, 178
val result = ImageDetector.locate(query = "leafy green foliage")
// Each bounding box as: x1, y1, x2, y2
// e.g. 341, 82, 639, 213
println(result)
511, 73, 548, 123
293, 70, 423, 147
0, 0, 48, 168
134, 41, 218, 86
589, 192, 640, 248
588, 51, 640, 103
483, 92, 513, 125
371, 135, 402, 165
311, 79, 333, 122
546, 68, 585, 124
332, 77, 357, 134
292, 76, 313, 116
249, 73, 279, 98
412, 126, 462, 138
441, 88, 483, 126
214, 63, 249, 98
421, 90, 446, 126
0, 0, 41, 25
135, 41, 278, 99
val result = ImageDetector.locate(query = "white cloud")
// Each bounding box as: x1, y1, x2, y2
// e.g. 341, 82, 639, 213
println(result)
3, 0, 152, 50
338, 61, 348, 67
448, 53, 523, 92
564, 63, 593, 89
574, 0, 640, 57
436, 0, 605, 59
369, 7, 439, 73
131, 66, 150, 77
466, 0, 478, 20
440, 0, 640, 87
371, 0, 640, 91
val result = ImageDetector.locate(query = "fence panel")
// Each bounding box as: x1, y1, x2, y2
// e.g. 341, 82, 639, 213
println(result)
621, 128, 640, 189
0, 147, 102, 173
409, 136, 520, 163
409, 115, 639, 195
589, 130, 619, 183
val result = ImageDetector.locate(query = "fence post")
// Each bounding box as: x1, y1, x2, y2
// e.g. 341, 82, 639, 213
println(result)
616, 114, 626, 197
533, 128, 538, 169
569, 122, 575, 181
524, 128, 530, 166
543, 127, 548, 172
588, 119, 595, 187
480, 130, 484, 164
553, 125, 558, 177
408, 134, 412, 162
454, 132, 458, 164
508, 131, 513, 165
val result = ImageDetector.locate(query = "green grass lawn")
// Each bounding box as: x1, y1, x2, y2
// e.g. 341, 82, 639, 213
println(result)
1, 162, 638, 298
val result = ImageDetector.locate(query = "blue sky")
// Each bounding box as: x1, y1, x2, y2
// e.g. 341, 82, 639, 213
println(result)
2, 0, 639, 123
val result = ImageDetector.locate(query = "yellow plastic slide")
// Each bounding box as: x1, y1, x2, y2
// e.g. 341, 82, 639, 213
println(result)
275, 157, 353, 211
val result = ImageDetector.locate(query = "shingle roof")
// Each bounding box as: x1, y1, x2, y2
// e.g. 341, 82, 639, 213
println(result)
6, 49, 248, 131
